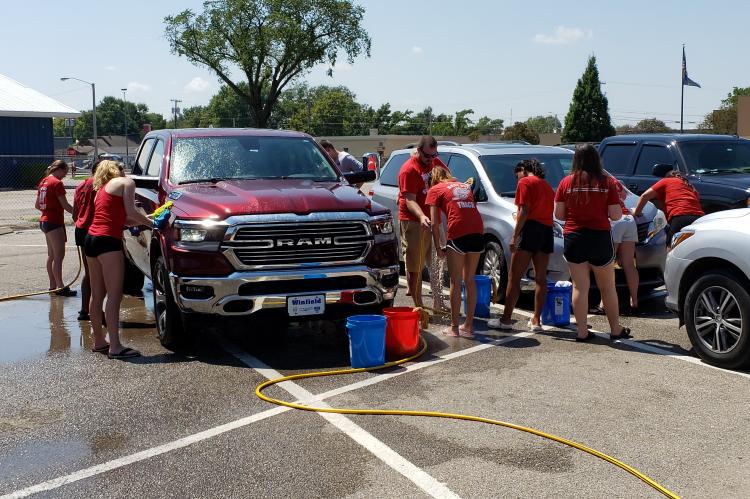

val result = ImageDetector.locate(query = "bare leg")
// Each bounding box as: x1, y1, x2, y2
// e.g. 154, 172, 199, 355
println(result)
591, 263, 622, 335
87, 256, 108, 349
619, 241, 639, 309
44, 232, 55, 289
460, 251, 482, 335
80, 251, 90, 314
568, 262, 591, 338
446, 248, 463, 331
48, 228, 66, 289
530, 252, 550, 326
501, 250, 532, 323
99, 251, 125, 354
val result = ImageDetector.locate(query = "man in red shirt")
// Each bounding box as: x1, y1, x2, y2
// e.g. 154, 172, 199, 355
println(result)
398, 135, 439, 307
489, 159, 555, 331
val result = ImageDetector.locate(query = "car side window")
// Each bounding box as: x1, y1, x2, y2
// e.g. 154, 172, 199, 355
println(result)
600, 143, 638, 175
133, 138, 154, 175
447, 154, 478, 182
145, 139, 165, 177
379, 153, 411, 186
634, 145, 673, 176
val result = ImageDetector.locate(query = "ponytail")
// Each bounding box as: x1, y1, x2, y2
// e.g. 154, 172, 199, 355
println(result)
666, 170, 696, 193
44, 159, 68, 179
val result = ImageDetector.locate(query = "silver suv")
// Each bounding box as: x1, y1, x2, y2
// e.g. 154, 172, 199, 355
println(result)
665, 209, 750, 369
371, 144, 667, 295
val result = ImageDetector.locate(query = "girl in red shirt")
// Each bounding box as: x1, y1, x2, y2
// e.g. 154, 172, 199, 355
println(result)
632, 170, 704, 244
84, 161, 153, 359
35, 160, 75, 296
72, 160, 101, 320
554, 145, 631, 342
489, 159, 555, 332
426, 166, 484, 338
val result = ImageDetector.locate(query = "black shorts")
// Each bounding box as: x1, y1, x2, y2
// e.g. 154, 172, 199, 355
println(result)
84, 234, 123, 258
39, 221, 64, 233
446, 233, 484, 254
74, 227, 88, 247
563, 229, 614, 267
668, 214, 702, 242
518, 220, 554, 254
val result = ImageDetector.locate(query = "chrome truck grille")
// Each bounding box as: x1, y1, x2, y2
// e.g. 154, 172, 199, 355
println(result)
222, 221, 372, 268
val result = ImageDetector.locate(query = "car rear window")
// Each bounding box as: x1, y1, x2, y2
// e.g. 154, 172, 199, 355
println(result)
479, 154, 572, 196
379, 153, 411, 186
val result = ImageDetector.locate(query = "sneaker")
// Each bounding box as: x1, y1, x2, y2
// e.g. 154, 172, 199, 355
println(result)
488, 318, 513, 330
527, 320, 544, 332
77, 311, 90, 321
54, 287, 77, 297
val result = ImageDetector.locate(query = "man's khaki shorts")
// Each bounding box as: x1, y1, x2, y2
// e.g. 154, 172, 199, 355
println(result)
400, 220, 431, 273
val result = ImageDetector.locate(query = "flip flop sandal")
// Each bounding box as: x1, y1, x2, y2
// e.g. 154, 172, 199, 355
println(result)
610, 327, 633, 341
458, 327, 475, 339
91, 344, 109, 353
108, 347, 141, 359
575, 332, 597, 342
442, 327, 459, 337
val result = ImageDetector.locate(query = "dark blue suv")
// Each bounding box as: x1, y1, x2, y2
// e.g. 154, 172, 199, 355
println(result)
598, 134, 750, 213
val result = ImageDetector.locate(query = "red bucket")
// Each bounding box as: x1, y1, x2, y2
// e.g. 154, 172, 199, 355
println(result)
383, 307, 420, 359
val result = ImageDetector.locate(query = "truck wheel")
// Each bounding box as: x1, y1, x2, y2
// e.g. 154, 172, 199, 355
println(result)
684, 271, 750, 370
152, 255, 185, 350
123, 256, 145, 297
479, 240, 507, 303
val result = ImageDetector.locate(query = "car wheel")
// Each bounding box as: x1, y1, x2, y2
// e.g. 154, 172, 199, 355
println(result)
123, 256, 145, 297
479, 240, 507, 303
152, 255, 186, 350
684, 271, 750, 370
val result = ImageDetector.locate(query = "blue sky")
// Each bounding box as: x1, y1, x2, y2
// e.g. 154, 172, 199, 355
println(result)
4, 0, 748, 129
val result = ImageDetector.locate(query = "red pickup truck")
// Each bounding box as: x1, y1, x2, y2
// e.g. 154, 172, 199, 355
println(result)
123, 128, 399, 348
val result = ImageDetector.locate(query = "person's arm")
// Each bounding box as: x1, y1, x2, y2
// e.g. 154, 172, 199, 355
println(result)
403, 192, 431, 228
511, 205, 528, 252
554, 202, 566, 221
608, 204, 623, 221
122, 179, 153, 227
430, 205, 444, 259
71, 192, 80, 222
632, 188, 657, 217
57, 192, 73, 214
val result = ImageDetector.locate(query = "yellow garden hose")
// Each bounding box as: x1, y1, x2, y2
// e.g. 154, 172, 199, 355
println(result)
0, 247, 83, 302
256, 337, 679, 498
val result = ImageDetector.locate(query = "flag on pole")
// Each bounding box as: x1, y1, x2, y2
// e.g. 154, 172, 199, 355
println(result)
682, 46, 701, 88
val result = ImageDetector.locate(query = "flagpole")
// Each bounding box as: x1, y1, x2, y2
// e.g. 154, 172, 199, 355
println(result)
680, 44, 685, 134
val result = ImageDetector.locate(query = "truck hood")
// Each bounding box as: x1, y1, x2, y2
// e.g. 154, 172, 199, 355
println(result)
169, 179, 380, 219
695, 173, 750, 190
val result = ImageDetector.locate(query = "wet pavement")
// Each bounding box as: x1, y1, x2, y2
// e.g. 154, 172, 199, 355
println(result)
0, 247, 749, 497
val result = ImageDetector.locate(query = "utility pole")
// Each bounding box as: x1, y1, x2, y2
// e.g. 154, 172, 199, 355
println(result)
121, 88, 128, 164
171, 99, 182, 129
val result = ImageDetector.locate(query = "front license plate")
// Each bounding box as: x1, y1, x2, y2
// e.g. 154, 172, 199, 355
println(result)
287, 295, 325, 317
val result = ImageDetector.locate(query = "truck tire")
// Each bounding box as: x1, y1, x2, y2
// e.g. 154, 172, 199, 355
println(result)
123, 255, 145, 297
152, 255, 186, 350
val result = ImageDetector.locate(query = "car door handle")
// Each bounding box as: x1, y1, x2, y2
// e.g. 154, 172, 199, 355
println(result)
628, 184, 639, 192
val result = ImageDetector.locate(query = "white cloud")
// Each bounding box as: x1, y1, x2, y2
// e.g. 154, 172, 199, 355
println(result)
184, 76, 211, 94
127, 81, 151, 92
533, 26, 590, 45
105, 65, 117, 71
412, 46, 424, 55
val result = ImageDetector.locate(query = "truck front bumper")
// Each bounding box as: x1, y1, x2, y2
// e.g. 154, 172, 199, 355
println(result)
169, 265, 400, 317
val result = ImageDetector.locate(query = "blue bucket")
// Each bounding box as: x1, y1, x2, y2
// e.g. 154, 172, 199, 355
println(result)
541, 282, 572, 326
346, 315, 386, 368
462, 274, 493, 318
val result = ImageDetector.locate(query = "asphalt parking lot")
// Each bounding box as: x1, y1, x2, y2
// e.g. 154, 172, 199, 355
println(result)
1, 227, 749, 498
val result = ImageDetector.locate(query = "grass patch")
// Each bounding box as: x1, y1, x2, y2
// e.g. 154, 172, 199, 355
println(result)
26, 216, 40, 222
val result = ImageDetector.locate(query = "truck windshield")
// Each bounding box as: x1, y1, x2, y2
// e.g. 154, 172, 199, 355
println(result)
170, 136, 339, 184
680, 141, 750, 175
479, 154, 572, 196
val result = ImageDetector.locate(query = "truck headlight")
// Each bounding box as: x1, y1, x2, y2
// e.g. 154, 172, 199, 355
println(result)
648, 211, 667, 240
178, 228, 207, 242
370, 215, 395, 243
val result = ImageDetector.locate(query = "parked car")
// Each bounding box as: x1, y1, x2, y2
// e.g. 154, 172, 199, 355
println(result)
665, 209, 750, 369
371, 144, 667, 296
123, 128, 397, 349
598, 134, 750, 214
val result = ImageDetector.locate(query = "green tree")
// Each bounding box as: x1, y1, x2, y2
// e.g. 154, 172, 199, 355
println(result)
721, 86, 750, 108
502, 122, 540, 144
308, 87, 363, 136
561, 55, 615, 142
616, 124, 636, 135
633, 118, 670, 133
164, 0, 371, 128
700, 85, 750, 134
525, 115, 561, 134
53, 118, 67, 137
71, 97, 166, 140
145, 112, 168, 130
472, 116, 504, 135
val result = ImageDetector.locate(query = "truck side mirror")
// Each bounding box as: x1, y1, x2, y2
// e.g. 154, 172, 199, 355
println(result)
131, 175, 160, 190
344, 170, 376, 185
651, 164, 674, 178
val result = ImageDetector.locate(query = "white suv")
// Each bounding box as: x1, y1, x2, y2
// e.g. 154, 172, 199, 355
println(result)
665, 209, 750, 369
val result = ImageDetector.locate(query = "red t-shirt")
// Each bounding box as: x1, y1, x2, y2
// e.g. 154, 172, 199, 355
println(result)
397, 156, 434, 221
515, 175, 554, 226
555, 174, 620, 233
650, 177, 704, 221
614, 180, 630, 215
37, 175, 66, 225
425, 181, 484, 240
73, 178, 96, 229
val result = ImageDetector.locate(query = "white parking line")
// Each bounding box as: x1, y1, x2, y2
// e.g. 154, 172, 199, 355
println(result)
219, 338, 461, 499
1, 330, 532, 498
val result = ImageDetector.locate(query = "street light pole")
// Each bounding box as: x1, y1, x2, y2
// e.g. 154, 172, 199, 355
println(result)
61, 77, 98, 159
122, 88, 128, 164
